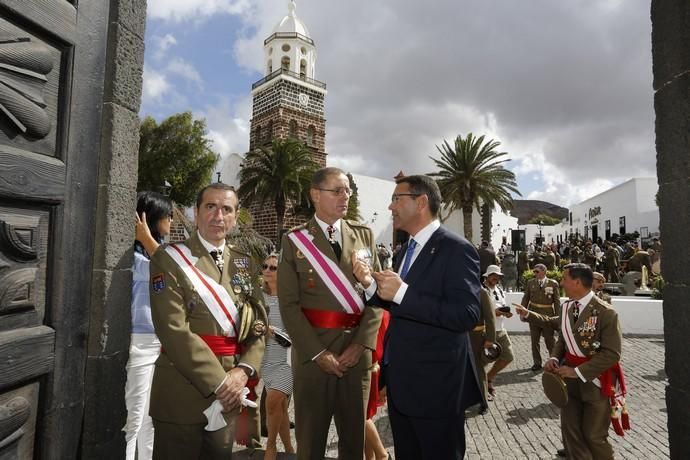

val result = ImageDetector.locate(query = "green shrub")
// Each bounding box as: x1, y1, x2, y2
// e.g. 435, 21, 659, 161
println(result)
652, 276, 664, 300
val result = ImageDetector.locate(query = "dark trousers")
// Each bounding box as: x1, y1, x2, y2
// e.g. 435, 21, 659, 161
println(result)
388, 396, 466, 460
152, 416, 236, 460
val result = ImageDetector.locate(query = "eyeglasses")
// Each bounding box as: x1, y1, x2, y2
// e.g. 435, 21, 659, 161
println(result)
390, 193, 421, 203
318, 187, 353, 197
262, 264, 278, 272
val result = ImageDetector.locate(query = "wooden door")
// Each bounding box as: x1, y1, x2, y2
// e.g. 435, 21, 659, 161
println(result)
0, 1, 109, 458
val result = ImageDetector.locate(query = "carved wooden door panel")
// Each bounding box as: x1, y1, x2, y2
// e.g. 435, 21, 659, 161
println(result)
0, 1, 106, 458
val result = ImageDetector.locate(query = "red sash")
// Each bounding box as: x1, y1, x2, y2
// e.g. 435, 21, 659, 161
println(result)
302, 307, 362, 329
200, 335, 239, 355
564, 352, 631, 436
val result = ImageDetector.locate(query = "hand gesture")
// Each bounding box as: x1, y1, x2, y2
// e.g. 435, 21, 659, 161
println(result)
352, 250, 373, 288
372, 270, 403, 301
544, 358, 559, 373
135, 211, 152, 243
315, 351, 344, 378
215, 367, 249, 412
513, 303, 529, 320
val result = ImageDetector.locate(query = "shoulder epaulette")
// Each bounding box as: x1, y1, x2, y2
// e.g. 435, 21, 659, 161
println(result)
225, 242, 250, 257
287, 222, 309, 233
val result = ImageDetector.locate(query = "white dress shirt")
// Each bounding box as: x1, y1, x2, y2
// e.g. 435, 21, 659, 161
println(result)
392, 219, 441, 304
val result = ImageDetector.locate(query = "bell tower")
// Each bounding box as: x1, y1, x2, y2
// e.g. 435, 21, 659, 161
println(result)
249, 0, 327, 165
248, 0, 327, 241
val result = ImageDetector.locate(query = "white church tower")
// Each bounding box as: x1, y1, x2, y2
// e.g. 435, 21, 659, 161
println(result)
248, 0, 328, 240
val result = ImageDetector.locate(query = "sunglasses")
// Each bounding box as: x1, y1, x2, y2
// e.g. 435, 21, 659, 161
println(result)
262, 264, 278, 272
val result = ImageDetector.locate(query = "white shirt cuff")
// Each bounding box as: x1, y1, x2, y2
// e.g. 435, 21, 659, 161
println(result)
364, 280, 377, 299
214, 375, 228, 394
392, 282, 408, 305
574, 366, 587, 383
547, 357, 559, 364
312, 349, 327, 361
237, 363, 256, 377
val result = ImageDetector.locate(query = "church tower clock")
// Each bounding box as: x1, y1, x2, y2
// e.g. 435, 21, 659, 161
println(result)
248, 0, 327, 241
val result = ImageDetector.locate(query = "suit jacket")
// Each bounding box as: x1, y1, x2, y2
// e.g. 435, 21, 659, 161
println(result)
380, 225, 482, 418
148, 232, 267, 423
278, 218, 383, 363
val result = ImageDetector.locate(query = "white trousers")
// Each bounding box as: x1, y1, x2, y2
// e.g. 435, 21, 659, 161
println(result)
123, 333, 160, 460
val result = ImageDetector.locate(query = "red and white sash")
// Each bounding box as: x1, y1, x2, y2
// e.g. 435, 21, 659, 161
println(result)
165, 243, 239, 337
288, 229, 364, 315
561, 299, 600, 388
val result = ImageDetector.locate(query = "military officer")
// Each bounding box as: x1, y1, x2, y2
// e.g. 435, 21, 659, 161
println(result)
278, 167, 382, 460
592, 271, 612, 303
525, 264, 624, 459
604, 242, 621, 283
148, 183, 267, 459
517, 250, 529, 290
521, 263, 561, 371
469, 288, 496, 413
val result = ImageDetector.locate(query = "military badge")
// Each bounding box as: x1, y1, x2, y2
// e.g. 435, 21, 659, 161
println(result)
152, 273, 165, 293
233, 258, 250, 269
231, 272, 254, 297
252, 319, 267, 337
307, 278, 315, 289
296, 250, 305, 259
545, 287, 554, 295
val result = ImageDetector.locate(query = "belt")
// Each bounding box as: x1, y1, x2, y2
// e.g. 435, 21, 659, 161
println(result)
472, 325, 486, 332
161, 334, 239, 356
302, 308, 362, 329
529, 302, 553, 309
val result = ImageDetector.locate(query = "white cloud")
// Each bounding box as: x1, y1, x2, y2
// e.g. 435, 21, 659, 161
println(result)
152, 33, 177, 60
166, 58, 204, 89
147, 0, 252, 23
197, 95, 253, 157
142, 66, 172, 103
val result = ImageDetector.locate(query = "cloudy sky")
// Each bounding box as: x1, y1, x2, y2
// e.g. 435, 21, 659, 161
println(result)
142, 0, 655, 207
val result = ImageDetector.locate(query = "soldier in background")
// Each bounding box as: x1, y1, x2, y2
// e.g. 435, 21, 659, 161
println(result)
592, 272, 612, 303
604, 242, 621, 282
517, 250, 529, 290
520, 264, 561, 371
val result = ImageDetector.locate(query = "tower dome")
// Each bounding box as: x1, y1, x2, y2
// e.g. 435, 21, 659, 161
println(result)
272, 0, 310, 38
263, 0, 317, 79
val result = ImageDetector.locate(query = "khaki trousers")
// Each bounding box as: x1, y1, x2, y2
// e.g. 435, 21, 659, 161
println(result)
561, 379, 614, 460
152, 415, 236, 460
469, 330, 488, 405
292, 333, 372, 460
528, 306, 556, 366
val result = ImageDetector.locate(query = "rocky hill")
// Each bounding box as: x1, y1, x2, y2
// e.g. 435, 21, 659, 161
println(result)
510, 200, 569, 225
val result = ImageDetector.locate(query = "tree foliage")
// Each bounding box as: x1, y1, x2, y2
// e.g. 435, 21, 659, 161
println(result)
345, 173, 362, 221
137, 112, 219, 206
429, 132, 521, 242
238, 138, 318, 242
528, 214, 562, 226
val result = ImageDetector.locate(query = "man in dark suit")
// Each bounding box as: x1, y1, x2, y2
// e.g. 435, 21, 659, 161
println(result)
371, 175, 482, 460
478, 240, 499, 276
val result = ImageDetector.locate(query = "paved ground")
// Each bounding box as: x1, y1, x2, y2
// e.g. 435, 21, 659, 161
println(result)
234, 334, 669, 459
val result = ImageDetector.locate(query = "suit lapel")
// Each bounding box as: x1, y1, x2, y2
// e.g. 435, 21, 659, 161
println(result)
403, 228, 442, 283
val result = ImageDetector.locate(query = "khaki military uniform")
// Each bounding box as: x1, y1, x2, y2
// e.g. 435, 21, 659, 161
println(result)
571, 246, 583, 263
583, 248, 597, 272
551, 296, 621, 460
148, 232, 267, 460
626, 250, 652, 273
517, 251, 529, 289
521, 277, 561, 367
278, 218, 382, 460
542, 251, 556, 270
604, 247, 620, 283
469, 288, 497, 406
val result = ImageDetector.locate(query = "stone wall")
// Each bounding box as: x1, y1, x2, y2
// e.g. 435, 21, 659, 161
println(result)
80, 0, 146, 457
651, 1, 690, 458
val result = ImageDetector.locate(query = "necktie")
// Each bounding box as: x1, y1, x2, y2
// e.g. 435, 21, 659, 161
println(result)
399, 239, 418, 280
572, 301, 580, 322
327, 225, 342, 261
210, 249, 224, 274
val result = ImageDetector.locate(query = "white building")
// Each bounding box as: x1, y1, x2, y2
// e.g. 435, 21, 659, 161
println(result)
553, 177, 659, 244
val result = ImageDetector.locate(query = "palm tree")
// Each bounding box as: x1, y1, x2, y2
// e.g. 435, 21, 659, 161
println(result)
238, 138, 318, 241
429, 132, 521, 242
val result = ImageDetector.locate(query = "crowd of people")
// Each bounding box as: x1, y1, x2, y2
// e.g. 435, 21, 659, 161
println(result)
124, 168, 630, 460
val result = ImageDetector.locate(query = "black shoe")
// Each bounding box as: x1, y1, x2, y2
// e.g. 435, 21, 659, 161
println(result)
260, 425, 267, 437
556, 448, 567, 457
530, 364, 543, 371
290, 421, 295, 429
478, 404, 488, 415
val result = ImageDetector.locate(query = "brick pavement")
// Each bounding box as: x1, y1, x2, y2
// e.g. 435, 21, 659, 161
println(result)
233, 334, 669, 459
